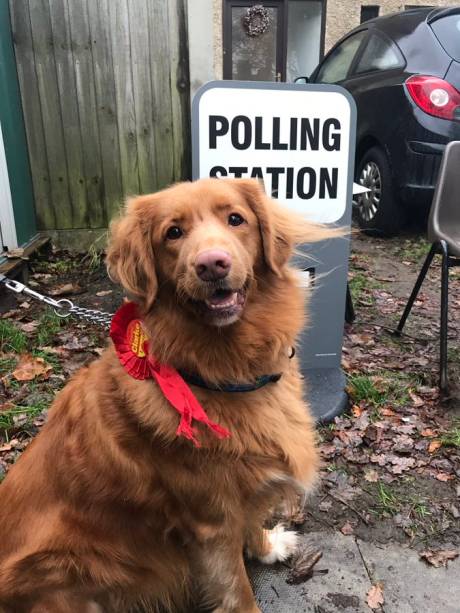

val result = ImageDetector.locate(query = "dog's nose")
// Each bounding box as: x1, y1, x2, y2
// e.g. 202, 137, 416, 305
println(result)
195, 249, 232, 281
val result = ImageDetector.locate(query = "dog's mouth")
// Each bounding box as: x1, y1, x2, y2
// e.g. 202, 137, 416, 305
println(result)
190, 286, 247, 325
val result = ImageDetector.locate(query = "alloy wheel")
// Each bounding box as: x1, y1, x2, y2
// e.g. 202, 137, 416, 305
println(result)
355, 161, 382, 222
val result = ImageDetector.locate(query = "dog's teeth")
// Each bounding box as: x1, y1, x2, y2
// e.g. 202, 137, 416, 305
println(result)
205, 292, 238, 310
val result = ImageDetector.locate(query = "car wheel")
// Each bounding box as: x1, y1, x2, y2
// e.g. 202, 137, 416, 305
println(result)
354, 146, 405, 236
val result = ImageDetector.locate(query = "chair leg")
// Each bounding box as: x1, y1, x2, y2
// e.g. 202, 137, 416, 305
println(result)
345, 283, 355, 324
440, 240, 449, 392
395, 243, 436, 334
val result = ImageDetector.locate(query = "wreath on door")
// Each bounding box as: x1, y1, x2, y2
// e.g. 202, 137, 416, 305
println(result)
242, 5, 271, 37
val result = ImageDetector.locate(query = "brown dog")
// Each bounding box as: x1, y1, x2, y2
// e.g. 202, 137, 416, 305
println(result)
0, 179, 338, 612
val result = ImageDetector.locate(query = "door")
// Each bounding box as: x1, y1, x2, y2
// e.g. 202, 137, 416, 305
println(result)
223, 1, 286, 82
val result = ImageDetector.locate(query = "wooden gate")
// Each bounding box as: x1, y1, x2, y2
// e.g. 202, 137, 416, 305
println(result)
9, 0, 190, 234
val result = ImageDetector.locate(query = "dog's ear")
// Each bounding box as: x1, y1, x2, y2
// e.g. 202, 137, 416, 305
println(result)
233, 179, 345, 275
106, 196, 158, 312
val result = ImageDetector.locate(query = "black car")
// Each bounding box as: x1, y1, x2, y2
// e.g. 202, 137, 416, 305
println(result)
305, 7, 460, 235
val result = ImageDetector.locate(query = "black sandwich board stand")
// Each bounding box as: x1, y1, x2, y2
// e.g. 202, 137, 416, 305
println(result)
192, 81, 356, 423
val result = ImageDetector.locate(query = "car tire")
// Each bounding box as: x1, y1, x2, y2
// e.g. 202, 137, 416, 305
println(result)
354, 146, 405, 236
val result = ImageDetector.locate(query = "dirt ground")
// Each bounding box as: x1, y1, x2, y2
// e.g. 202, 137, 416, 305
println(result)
0, 232, 459, 565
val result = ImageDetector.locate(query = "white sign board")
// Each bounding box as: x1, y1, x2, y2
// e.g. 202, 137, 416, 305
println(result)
192, 82, 357, 422
194, 82, 353, 224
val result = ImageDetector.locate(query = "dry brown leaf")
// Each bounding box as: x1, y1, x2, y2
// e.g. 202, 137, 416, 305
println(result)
421, 428, 437, 438
48, 283, 81, 297
286, 546, 323, 585
408, 390, 424, 407
340, 521, 354, 535
420, 549, 458, 568
436, 472, 453, 482
19, 321, 39, 333
364, 469, 379, 483
428, 440, 442, 454
367, 582, 384, 609
96, 290, 112, 297
352, 404, 363, 417
12, 354, 52, 381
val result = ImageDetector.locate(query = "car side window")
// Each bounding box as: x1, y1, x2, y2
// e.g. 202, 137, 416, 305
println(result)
355, 33, 404, 74
315, 31, 367, 84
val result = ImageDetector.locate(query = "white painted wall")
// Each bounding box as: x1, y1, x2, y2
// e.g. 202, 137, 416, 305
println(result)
187, 0, 216, 99
0, 122, 17, 250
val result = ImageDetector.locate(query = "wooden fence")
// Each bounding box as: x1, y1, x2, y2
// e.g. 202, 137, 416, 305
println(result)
9, 0, 190, 233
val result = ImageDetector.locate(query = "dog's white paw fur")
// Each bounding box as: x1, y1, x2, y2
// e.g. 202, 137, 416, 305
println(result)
259, 524, 299, 565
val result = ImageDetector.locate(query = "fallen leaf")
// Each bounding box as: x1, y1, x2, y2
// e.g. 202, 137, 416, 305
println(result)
340, 521, 354, 535
352, 404, 363, 417
48, 283, 82, 296
428, 440, 442, 454
96, 290, 112, 297
436, 472, 453, 482
420, 549, 458, 568
19, 321, 39, 333
364, 469, 379, 483
286, 546, 323, 585
367, 582, 384, 609
409, 390, 424, 407
12, 354, 52, 381
421, 428, 437, 437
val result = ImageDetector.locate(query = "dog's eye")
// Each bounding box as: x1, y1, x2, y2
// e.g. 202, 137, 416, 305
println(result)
166, 226, 183, 240
228, 213, 245, 227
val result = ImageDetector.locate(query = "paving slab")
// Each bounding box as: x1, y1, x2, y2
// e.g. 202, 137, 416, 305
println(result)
249, 532, 371, 612
358, 539, 460, 613
249, 532, 460, 613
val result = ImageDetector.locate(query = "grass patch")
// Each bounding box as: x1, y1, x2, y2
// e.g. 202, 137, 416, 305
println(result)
440, 422, 460, 448
0, 320, 28, 353
398, 238, 430, 263
348, 272, 383, 305
36, 312, 66, 347
348, 371, 421, 409
347, 375, 388, 405
32, 349, 63, 373
375, 483, 401, 516
0, 356, 17, 377
0, 403, 46, 434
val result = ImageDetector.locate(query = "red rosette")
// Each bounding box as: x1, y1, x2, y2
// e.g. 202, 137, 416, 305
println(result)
110, 302, 151, 380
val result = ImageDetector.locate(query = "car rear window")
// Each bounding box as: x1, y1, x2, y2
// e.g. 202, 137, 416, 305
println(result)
430, 14, 460, 62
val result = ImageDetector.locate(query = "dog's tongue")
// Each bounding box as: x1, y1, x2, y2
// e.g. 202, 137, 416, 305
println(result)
205, 289, 238, 310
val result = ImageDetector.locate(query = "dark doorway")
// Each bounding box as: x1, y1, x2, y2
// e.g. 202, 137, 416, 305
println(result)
223, 1, 325, 82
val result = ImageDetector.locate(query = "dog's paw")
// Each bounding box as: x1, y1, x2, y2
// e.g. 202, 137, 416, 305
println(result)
259, 524, 299, 564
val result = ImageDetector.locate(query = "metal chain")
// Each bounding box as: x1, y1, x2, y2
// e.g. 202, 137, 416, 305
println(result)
0, 273, 114, 329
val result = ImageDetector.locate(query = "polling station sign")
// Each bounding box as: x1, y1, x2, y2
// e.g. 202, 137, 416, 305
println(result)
192, 82, 356, 421
192, 81, 356, 225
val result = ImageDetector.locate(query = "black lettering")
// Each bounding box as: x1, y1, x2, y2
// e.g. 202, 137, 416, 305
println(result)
319, 168, 338, 198
228, 167, 248, 178
251, 167, 264, 179
255, 117, 270, 150
209, 166, 227, 178
273, 118, 288, 150
286, 167, 294, 199
290, 118, 298, 150
323, 119, 341, 151
297, 167, 316, 199
266, 167, 284, 197
300, 118, 320, 150
231, 115, 252, 150
209, 116, 229, 149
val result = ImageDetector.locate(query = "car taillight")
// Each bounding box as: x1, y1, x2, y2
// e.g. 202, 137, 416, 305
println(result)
405, 75, 460, 121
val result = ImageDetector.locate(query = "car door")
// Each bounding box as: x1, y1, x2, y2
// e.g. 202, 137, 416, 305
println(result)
339, 30, 407, 150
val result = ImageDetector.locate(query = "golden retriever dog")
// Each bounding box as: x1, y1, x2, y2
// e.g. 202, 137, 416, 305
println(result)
0, 178, 338, 612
